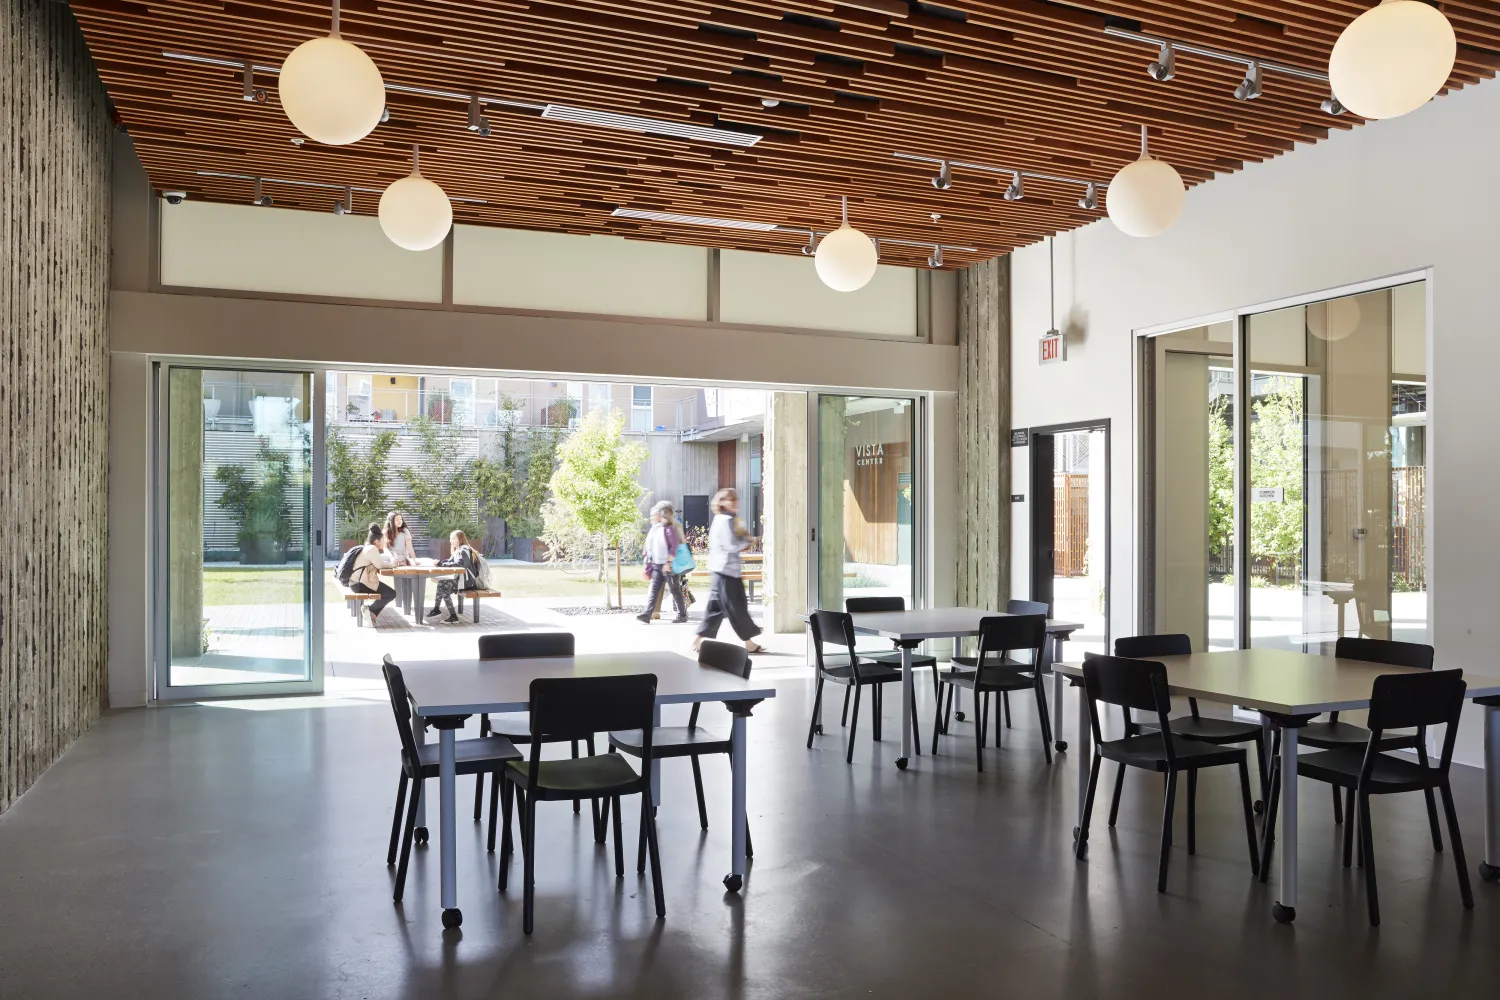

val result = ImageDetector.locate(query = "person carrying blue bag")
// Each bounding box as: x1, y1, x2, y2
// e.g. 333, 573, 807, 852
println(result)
637, 500, 691, 625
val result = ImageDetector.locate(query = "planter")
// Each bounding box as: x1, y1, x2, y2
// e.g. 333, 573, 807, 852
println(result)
426, 538, 451, 560
511, 537, 549, 562
240, 537, 287, 565
341, 539, 360, 554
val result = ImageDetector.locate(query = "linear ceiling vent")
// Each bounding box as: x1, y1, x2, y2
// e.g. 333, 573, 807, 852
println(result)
610, 208, 778, 230
542, 105, 761, 147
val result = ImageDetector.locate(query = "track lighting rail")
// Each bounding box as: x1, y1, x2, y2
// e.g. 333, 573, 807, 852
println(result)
195, 170, 487, 205
892, 152, 1107, 209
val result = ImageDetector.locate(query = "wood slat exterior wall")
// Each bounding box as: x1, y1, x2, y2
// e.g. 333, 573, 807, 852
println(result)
956, 257, 1009, 612
0, 1, 112, 813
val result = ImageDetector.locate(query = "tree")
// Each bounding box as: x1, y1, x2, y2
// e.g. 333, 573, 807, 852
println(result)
326, 428, 397, 541
214, 439, 294, 563
474, 396, 567, 549
1207, 395, 1234, 573
399, 415, 484, 544
548, 408, 647, 606
1248, 377, 1305, 584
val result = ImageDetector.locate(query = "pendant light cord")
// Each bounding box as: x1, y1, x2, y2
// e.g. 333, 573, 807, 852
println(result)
841, 195, 848, 227
331, 0, 341, 36
412, 143, 420, 173
1140, 123, 1149, 159
1048, 236, 1056, 332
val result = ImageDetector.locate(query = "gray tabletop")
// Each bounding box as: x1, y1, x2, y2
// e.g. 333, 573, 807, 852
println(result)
847, 607, 1085, 641
400, 649, 778, 718
1053, 648, 1500, 715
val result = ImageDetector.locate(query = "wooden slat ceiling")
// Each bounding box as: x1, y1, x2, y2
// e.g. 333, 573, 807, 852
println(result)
69, 0, 1500, 269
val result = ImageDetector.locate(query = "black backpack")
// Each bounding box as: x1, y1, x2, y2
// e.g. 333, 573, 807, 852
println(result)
335, 545, 364, 586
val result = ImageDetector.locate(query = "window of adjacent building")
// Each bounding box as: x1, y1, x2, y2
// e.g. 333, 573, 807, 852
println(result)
632, 385, 653, 433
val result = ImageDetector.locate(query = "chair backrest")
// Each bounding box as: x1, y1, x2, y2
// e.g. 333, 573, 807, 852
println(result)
528, 673, 658, 749
1081, 652, 1175, 754
973, 614, 1047, 681
698, 638, 752, 679
478, 631, 574, 660
1364, 669, 1466, 776
846, 596, 904, 613
810, 609, 858, 666
1334, 636, 1434, 670
381, 655, 422, 767
1006, 599, 1050, 617
1114, 633, 1191, 659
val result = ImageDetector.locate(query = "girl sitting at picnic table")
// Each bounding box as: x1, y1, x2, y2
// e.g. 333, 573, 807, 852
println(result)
427, 530, 481, 624
349, 523, 396, 622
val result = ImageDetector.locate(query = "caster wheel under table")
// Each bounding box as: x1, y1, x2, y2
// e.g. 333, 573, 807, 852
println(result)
1479, 862, 1500, 882
1253, 800, 1265, 815
895, 757, 909, 771
1054, 740, 1068, 752
723, 873, 743, 893
955, 711, 966, 722
442, 908, 462, 929
1272, 902, 1296, 924
414, 826, 429, 846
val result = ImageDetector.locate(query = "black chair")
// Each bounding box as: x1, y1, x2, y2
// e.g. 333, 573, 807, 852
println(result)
949, 599, 1050, 727
845, 596, 940, 720
381, 656, 521, 903
1264, 670, 1472, 926
473, 633, 594, 826
499, 674, 663, 935
932, 615, 1054, 768
1264, 637, 1442, 851
1113, 634, 1269, 820
1074, 653, 1260, 892
806, 609, 918, 764
607, 640, 754, 866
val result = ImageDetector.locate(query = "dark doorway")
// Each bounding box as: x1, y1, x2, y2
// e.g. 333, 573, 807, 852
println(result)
1029, 420, 1110, 655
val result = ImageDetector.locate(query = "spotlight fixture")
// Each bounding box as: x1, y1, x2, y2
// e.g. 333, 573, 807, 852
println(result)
1234, 61, 1264, 101
466, 94, 491, 137
1003, 171, 1024, 201
251, 177, 273, 207
931, 160, 953, 190
607, 205, 976, 261
333, 186, 354, 215
1321, 95, 1347, 115
1078, 182, 1099, 211
800, 230, 819, 255
1147, 40, 1177, 82
241, 63, 267, 103
380, 106, 391, 123
895, 153, 1104, 207
927, 245, 944, 269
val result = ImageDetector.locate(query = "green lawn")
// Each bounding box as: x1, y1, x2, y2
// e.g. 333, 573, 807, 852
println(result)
202, 564, 648, 606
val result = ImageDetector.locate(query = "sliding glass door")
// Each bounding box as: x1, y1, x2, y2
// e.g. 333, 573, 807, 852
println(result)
1142, 279, 1428, 651
155, 364, 324, 700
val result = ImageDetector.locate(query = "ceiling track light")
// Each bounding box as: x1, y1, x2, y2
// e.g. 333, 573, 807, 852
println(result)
607, 207, 976, 261
333, 186, 353, 215
927, 245, 943, 269
893, 153, 1105, 210
1103, 27, 1343, 115
251, 177, 273, 207
931, 160, 953, 190
466, 94, 491, 137
161, 51, 760, 146
241, 62, 267, 103
197, 170, 486, 204
800, 230, 819, 255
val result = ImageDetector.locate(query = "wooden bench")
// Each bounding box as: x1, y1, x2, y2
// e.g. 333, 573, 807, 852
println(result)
341, 586, 382, 627
688, 569, 764, 601
455, 589, 503, 624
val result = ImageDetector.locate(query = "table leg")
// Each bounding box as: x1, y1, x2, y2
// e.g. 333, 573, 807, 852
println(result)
725, 713, 749, 892
1073, 679, 1091, 839
414, 715, 429, 837
1481, 701, 1500, 882
1274, 726, 1299, 923
415, 577, 427, 621
897, 644, 913, 770
1051, 636, 1068, 753
439, 726, 460, 928
651, 703, 662, 808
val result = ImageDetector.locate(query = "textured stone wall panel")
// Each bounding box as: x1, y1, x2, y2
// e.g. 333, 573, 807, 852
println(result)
0, 1, 111, 812
956, 257, 1010, 612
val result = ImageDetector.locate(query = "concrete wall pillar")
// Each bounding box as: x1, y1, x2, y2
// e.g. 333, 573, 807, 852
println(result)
167, 369, 204, 659
764, 392, 807, 632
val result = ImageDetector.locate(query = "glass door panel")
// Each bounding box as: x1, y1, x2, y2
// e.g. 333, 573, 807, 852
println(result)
1048, 427, 1108, 654
158, 366, 322, 698
816, 395, 915, 610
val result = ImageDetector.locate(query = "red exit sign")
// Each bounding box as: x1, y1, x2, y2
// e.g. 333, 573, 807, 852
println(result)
1039, 330, 1066, 364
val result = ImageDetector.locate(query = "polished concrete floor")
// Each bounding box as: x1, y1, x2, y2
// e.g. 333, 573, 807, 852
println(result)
1, 678, 1496, 999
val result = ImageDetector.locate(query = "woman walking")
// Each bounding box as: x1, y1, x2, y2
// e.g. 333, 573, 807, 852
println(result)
637, 501, 688, 624
694, 488, 764, 653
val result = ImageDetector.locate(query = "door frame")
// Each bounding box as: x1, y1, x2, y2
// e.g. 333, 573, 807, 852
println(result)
151, 360, 326, 702
1026, 418, 1111, 651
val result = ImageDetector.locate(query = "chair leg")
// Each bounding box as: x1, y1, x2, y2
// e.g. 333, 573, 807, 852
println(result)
486, 771, 501, 853
909, 677, 922, 756
806, 676, 825, 749
1418, 742, 1444, 853
643, 792, 666, 919
1331, 781, 1344, 825
943, 683, 954, 734
1075, 753, 1102, 860
1003, 690, 1013, 729
1186, 769, 1198, 855
847, 685, 862, 764
1107, 763, 1127, 827
1439, 779, 1474, 909
1236, 759, 1260, 879
1157, 771, 1179, 893
691, 756, 709, 830
1033, 679, 1053, 766
1359, 791, 1379, 926
612, 795, 625, 878
394, 781, 421, 902
499, 779, 515, 887
638, 806, 650, 874
1259, 755, 1281, 883
572, 740, 581, 814
1343, 787, 1357, 868
388, 771, 409, 866
1252, 730, 1269, 806
840, 684, 851, 728
872, 683, 882, 743
523, 794, 538, 934
931, 681, 944, 756
976, 692, 987, 773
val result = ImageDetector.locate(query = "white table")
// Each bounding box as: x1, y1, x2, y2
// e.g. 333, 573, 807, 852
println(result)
841, 608, 1085, 770
400, 649, 777, 929
1053, 649, 1500, 922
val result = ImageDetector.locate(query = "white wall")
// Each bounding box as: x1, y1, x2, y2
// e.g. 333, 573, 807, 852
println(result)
1010, 77, 1500, 764
719, 249, 918, 336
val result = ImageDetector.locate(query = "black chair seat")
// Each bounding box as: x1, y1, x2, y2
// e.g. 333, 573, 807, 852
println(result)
819, 660, 902, 685
1296, 747, 1438, 793
939, 666, 1035, 693
505, 753, 642, 799
1139, 715, 1264, 744
485, 711, 535, 741
407, 735, 521, 777
950, 654, 1032, 671
1299, 719, 1419, 751
863, 649, 938, 669
609, 726, 730, 758
1098, 733, 1246, 772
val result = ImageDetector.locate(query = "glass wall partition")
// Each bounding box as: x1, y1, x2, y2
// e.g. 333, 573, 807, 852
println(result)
1142, 279, 1428, 651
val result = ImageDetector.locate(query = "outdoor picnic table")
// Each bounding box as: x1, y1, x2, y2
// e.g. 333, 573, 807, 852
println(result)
382, 563, 467, 621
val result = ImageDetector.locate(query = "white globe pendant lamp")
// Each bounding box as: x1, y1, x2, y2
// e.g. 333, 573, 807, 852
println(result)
814, 196, 879, 292
1106, 126, 1186, 239
1329, 0, 1455, 120
379, 145, 453, 251
279, 0, 386, 145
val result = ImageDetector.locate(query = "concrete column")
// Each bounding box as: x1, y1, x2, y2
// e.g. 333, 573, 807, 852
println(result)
764, 392, 807, 633
818, 396, 847, 610
168, 369, 204, 659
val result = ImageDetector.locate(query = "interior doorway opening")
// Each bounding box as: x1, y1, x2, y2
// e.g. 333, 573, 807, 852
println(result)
1029, 421, 1110, 655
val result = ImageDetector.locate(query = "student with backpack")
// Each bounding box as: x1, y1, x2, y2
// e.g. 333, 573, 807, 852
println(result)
348, 523, 396, 621
428, 529, 483, 624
